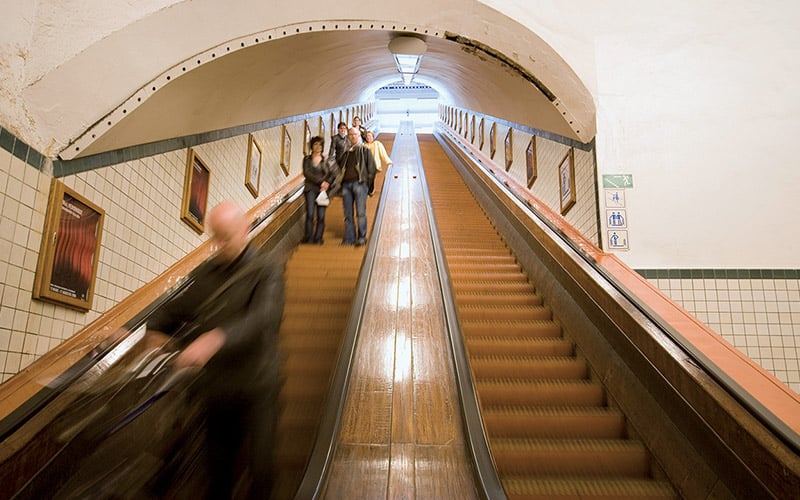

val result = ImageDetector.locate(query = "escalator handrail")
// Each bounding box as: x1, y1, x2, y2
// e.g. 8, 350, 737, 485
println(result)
434, 126, 800, 455
0, 186, 303, 442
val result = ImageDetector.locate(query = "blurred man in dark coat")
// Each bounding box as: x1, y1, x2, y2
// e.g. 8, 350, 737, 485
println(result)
147, 200, 285, 499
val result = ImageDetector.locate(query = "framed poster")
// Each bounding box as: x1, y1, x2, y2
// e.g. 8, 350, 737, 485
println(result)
479, 118, 485, 150
318, 115, 325, 138
245, 134, 262, 198
526, 136, 538, 188
303, 120, 312, 156
181, 148, 210, 234
33, 179, 105, 311
330, 113, 336, 137
489, 122, 497, 159
280, 124, 291, 176
504, 128, 513, 171
463, 113, 469, 139
558, 148, 576, 215
458, 110, 463, 135
470, 115, 476, 143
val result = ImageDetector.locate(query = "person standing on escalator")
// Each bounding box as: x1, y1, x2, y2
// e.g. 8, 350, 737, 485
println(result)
333, 127, 377, 246
146, 200, 285, 499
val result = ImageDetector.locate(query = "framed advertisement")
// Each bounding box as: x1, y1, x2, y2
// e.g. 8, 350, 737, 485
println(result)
504, 128, 513, 171
33, 179, 105, 311
245, 134, 262, 198
558, 148, 576, 215
181, 148, 210, 234
489, 122, 497, 159
318, 115, 325, 138
526, 136, 538, 188
470, 115, 476, 143
303, 120, 312, 156
479, 118, 485, 150
280, 124, 291, 176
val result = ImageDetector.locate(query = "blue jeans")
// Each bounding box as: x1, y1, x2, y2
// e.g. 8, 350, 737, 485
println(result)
304, 189, 327, 242
340, 180, 368, 243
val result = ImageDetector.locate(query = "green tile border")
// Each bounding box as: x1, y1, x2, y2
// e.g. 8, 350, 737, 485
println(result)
50, 105, 362, 178
0, 126, 46, 171
636, 269, 800, 280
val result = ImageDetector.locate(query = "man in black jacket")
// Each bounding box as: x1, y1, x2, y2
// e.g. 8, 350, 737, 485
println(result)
335, 127, 377, 246
147, 200, 285, 499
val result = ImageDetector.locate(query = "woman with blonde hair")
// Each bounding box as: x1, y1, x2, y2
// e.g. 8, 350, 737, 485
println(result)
364, 130, 392, 196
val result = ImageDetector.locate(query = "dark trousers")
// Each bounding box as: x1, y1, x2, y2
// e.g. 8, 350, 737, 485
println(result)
303, 189, 327, 243
205, 392, 277, 499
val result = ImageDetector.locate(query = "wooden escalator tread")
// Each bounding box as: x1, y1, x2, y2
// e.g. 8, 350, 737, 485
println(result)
272, 226, 366, 498
420, 138, 678, 499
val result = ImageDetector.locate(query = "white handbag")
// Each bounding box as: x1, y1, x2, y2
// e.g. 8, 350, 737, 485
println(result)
315, 190, 330, 206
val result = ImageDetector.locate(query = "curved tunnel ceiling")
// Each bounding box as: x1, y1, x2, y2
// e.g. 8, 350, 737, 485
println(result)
59, 22, 595, 160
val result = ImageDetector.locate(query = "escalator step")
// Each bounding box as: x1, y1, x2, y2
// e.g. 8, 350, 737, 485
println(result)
457, 304, 552, 321
456, 292, 543, 306
470, 356, 588, 379
476, 379, 605, 406
502, 476, 678, 499
461, 320, 561, 337
466, 337, 572, 357
482, 406, 626, 439
491, 438, 650, 477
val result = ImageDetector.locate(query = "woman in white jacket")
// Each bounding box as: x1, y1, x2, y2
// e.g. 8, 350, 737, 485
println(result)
364, 130, 393, 196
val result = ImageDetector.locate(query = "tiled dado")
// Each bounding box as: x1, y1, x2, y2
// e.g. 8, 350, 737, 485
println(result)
638, 268, 800, 393
0, 127, 46, 171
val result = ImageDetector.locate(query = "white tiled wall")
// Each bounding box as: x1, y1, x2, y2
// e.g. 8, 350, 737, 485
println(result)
0, 115, 316, 383
650, 277, 800, 393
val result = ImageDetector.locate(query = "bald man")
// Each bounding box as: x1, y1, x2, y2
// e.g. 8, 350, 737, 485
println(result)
147, 200, 285, 499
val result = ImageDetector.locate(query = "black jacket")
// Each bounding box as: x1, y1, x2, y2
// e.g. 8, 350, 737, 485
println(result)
148, 246, 285, 397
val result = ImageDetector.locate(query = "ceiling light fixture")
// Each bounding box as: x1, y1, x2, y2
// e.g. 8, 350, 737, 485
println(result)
388, 36, 427, 85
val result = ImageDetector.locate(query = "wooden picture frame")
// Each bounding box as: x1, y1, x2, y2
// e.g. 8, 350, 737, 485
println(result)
245, 134, 262, 198
470, 115, 476, 143
526, 136, 538, 188
489, 122, 497, 159
558, 148, 576, 215
479, 118, 485, 150
181, 148, 210, 234
303, 120, 312, 156
280, 124, 291, 176
504, 128, 513, 171
33, 179, 105, 311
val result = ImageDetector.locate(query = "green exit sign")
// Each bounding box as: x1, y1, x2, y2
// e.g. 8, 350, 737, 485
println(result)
602, 174, 633, 188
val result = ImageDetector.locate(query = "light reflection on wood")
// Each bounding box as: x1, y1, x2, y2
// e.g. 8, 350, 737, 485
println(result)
322, 129, 477, 499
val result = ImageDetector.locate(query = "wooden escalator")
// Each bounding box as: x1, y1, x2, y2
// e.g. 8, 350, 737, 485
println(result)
272, 137, 392, 499
420, 136, 678, 499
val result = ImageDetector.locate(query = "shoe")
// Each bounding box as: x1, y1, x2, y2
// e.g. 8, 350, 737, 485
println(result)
355, 238, 366, 246
368, 192, 375, 197
300, 237, 310, 244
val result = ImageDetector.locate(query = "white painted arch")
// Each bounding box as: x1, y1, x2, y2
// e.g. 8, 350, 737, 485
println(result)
4, 0, 595, 159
